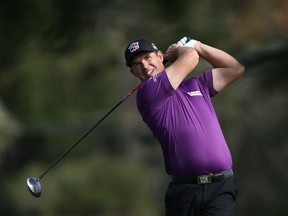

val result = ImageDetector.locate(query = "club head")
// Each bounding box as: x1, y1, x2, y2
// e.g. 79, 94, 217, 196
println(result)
27, 177, 41, 198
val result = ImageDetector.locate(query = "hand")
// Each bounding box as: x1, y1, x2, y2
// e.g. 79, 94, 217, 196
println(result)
177, 36, 198, 48
163, 37, 190, 63
165, 44, 180, 63
177, 37, 191, 46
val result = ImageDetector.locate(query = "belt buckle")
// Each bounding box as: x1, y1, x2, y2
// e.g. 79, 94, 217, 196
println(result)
197, 175, 212, 184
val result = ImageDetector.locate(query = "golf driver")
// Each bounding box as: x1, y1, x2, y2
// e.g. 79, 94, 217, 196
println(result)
26, 82, 141, 198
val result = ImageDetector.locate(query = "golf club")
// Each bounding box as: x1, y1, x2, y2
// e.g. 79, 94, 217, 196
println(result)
26, 82, 141, 198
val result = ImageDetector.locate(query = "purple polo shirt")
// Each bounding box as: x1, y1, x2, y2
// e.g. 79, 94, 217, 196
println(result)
136, 70, 232, 176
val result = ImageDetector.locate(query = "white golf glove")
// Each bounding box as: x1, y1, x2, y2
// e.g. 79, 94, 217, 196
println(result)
177, 37, 198, 48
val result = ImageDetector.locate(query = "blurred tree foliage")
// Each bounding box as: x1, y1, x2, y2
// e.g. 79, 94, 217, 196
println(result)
0, 0, 287, 215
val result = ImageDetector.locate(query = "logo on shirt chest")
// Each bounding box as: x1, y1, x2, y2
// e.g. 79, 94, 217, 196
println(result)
187, 90, 203, 97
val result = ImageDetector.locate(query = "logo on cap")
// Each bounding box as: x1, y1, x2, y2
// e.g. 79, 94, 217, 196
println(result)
151, 43, 158, 50
128, 42, 140, 53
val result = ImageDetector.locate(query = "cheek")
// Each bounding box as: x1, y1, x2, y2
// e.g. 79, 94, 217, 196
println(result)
130, 69, 141, 78
154, 61, 164, 71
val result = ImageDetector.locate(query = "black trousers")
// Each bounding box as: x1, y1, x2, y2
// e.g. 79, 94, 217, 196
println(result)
165, 176, 239, 216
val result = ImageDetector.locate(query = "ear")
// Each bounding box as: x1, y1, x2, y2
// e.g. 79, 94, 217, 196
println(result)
157, 51, 164, 63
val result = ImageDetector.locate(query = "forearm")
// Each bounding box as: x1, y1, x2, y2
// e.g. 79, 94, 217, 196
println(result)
165, 44, 199, 89
194, 42, 244, 72
178, 37, 245, 91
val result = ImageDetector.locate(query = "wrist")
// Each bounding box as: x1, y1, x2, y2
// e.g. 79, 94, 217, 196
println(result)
184, 39, 199, 49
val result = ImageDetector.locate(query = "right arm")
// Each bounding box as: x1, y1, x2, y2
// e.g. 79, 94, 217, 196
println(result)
194, 42, 244, 92
165, 44, 199, 89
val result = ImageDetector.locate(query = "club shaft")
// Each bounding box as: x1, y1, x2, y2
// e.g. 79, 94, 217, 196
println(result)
38, 83, 142, 181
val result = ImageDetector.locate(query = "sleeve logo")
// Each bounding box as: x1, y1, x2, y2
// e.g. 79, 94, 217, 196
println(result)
187, 90, 203, 96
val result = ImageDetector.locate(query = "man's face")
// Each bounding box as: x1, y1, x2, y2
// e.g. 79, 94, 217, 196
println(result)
129, 51, 165, 81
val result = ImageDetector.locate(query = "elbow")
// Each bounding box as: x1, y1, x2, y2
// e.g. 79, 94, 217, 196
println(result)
239, 64, 245, 76
189, 49, 200, 65
235, 63, 245, 79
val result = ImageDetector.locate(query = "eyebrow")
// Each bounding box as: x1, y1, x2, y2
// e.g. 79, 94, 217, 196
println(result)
132, 51, 157, 63
130, 52, 149, 65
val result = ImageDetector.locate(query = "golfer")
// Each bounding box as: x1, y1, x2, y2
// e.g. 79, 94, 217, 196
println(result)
124, 37, 244, 216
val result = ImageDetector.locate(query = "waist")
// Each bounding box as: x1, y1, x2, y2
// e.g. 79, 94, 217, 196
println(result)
171, 169, 234, 184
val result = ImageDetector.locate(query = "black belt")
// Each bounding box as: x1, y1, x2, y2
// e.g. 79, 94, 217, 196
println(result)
171, 169, 233, 184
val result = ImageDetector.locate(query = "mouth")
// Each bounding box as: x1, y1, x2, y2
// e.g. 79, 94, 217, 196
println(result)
139, 67, 157, 81
145, 69, 155, 77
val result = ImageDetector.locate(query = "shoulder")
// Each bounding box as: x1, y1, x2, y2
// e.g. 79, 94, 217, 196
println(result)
137, 70, 174, 108
139, 70, 173, 94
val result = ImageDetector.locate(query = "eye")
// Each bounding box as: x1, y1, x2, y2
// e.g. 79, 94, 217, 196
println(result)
131, 62, 140, 69
144, 54, 152, 60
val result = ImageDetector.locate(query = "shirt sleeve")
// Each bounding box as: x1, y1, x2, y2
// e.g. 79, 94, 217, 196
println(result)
198, 69, 218, 97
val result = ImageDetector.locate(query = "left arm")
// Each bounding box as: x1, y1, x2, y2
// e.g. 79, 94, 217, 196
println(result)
194, 42, 245, 92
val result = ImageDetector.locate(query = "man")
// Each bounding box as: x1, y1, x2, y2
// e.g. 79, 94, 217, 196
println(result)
124, 37, 245, 216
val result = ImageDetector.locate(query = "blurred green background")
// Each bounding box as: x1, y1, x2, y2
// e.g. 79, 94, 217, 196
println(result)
0, 0, 287, 215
